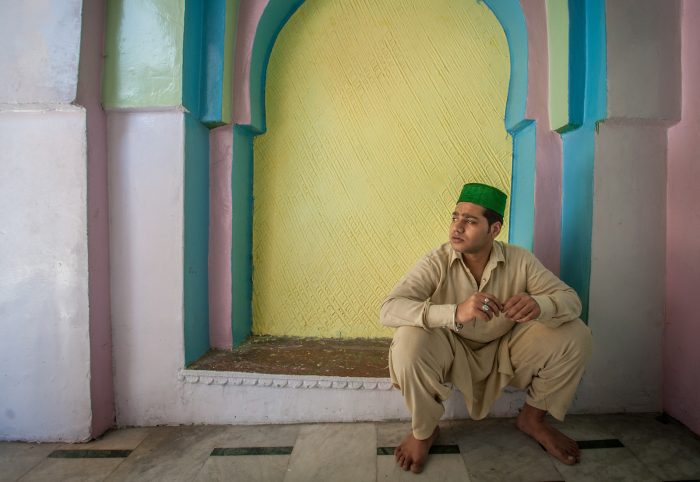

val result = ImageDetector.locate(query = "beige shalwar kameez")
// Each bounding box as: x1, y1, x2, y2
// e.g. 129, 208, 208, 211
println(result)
381, 241, 592, 439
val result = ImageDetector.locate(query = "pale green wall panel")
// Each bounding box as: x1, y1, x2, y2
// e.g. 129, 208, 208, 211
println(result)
546, 0, 569, 131
103, 0, 185, 109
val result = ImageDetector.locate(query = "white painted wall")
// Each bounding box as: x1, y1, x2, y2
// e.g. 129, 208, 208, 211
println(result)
0, 0, 83, 104
579, 121, 667, 413
108, 111, 187, 423
606, 0, 681, 121
575, 0, 682, 415
0, 109, 92, 441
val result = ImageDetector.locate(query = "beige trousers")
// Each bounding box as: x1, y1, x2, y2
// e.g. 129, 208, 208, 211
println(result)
388, 320, 592, 439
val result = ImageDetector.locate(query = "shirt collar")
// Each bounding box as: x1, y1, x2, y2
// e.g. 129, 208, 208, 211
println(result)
450, 240, 506, 268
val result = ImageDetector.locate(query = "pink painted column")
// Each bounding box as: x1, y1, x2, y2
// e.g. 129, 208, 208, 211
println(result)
232, 0, 269, 126
76, 0, 115, 437
521, 0, 563, 273
208, 0, 269, 347
664, 0, 700, 436
209, 125, 234, 348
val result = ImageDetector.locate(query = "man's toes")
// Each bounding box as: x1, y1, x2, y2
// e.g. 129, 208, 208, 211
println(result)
410, 462, 424, 474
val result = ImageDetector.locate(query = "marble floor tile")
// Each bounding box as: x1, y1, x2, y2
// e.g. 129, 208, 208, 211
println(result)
377, 454, 471, 481
17, 458, 124, 482
0, 443, 59, 482
104, 425, 226, 482
377, 421, 457, 447
284, 423, 376, 482
553, 447, 660, 482
593, 414, 700, 480
212, 423, 300, 448
550, 414, 618, 441
194, 454, 291, 482
73, 428, 153, 451
453, 418, 563, 482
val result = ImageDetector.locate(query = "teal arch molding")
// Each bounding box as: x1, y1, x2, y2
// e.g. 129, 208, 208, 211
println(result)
482, 0, 536, 250
183, 112, 211, 364
559, 0, 607, 322
230, 0, 535, 344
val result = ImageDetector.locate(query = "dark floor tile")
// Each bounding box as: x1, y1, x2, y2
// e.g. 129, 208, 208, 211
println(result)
210, 446, 293, 456
48, 450, 131, 459
577, 439, 624, 449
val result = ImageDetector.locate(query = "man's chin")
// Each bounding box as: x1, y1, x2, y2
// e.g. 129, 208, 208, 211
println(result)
450, 242, 468, 253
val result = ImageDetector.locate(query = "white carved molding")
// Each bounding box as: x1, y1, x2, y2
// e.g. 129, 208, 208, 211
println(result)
178, 369, 395, 391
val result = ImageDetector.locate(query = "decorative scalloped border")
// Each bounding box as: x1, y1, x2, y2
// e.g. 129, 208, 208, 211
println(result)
178, 369, 395, 391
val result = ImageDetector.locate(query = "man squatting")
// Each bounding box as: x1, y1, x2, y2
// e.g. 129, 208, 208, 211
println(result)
380, 183, 592, 473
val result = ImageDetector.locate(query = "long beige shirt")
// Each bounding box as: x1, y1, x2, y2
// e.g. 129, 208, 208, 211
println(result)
380, 241, 582, 340
380, 241, 583, 418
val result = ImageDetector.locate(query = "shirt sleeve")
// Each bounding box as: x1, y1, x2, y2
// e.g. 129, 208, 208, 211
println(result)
525, 252, 582, 328
380, 253, 457, 330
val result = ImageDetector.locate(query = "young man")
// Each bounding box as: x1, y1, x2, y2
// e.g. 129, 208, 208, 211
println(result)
380, 183, 592, 473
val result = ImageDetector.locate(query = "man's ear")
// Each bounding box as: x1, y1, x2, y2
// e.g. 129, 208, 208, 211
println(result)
490, 222, 502, 237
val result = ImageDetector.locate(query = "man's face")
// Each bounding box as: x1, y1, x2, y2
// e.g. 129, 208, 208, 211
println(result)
449, 202, 501, 255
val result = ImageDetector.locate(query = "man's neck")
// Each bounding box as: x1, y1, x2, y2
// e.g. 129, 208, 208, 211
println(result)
461, 244, 494, 284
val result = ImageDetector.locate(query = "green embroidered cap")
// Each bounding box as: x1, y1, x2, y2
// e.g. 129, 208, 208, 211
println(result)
457, 183, 507, 217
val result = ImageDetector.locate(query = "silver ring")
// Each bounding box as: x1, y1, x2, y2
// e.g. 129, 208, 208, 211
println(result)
481, 304, 489, 312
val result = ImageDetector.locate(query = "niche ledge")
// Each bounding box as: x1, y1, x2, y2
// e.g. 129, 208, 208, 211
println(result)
177, 369, 394, 391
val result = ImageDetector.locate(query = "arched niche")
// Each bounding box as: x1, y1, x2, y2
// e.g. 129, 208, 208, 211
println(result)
229, 0, 534, 344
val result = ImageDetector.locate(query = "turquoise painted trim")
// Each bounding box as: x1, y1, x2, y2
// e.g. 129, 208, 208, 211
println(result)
583, 0, 607, 123
201, 0, 228, 126
483, 0, 535, 250
229, 0, 304, 343
184, 113, 211, 365
483, 0, 528, 132
508, 120, 536, 250
183, 0, 205, 119
560, 125, 595, 321
559, 0, 607, 322
231, 126, 254, 346
248, 0, 305, 133
568, 0, 585, 128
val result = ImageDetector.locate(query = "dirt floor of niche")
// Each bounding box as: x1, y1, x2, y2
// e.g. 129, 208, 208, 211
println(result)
187, 336, 392, 378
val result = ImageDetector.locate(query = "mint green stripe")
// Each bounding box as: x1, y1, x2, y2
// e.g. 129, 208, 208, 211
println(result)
546, 0, 570, 131
103, 0, 185, 109
221, 0, 240, 125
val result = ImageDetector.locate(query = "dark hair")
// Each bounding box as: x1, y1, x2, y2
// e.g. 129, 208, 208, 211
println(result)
483, 207, 504, 228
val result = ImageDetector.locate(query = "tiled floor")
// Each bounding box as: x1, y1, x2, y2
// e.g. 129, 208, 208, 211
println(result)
2, 414, 699, 481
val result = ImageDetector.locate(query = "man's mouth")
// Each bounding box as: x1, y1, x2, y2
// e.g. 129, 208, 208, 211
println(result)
451, 235, 463, 242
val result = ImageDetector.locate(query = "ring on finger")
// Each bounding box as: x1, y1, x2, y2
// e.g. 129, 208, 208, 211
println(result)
481, 303, 490, 312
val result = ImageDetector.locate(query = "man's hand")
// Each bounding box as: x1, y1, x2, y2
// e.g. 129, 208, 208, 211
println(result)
504, 293, 541, 322
456, 292, 503, 323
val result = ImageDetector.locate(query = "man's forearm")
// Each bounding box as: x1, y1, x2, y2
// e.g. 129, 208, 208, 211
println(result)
380, 297, 457, 330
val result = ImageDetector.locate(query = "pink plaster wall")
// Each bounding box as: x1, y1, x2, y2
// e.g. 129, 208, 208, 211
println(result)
76, 0, 115, 438
209, 125, 234, 349
521, 0, 562, 273
664, 0, 700, 436
232, 0, 269, 126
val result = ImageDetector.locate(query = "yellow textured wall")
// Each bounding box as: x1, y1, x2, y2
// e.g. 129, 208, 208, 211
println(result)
252, 0, 511, 338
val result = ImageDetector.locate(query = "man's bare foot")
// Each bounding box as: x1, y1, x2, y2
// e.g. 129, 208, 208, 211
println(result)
516, 403, 580, 465
394, 426, 439, 473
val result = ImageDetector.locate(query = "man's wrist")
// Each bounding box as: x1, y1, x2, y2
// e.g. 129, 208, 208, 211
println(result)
425, 303, 458, 329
